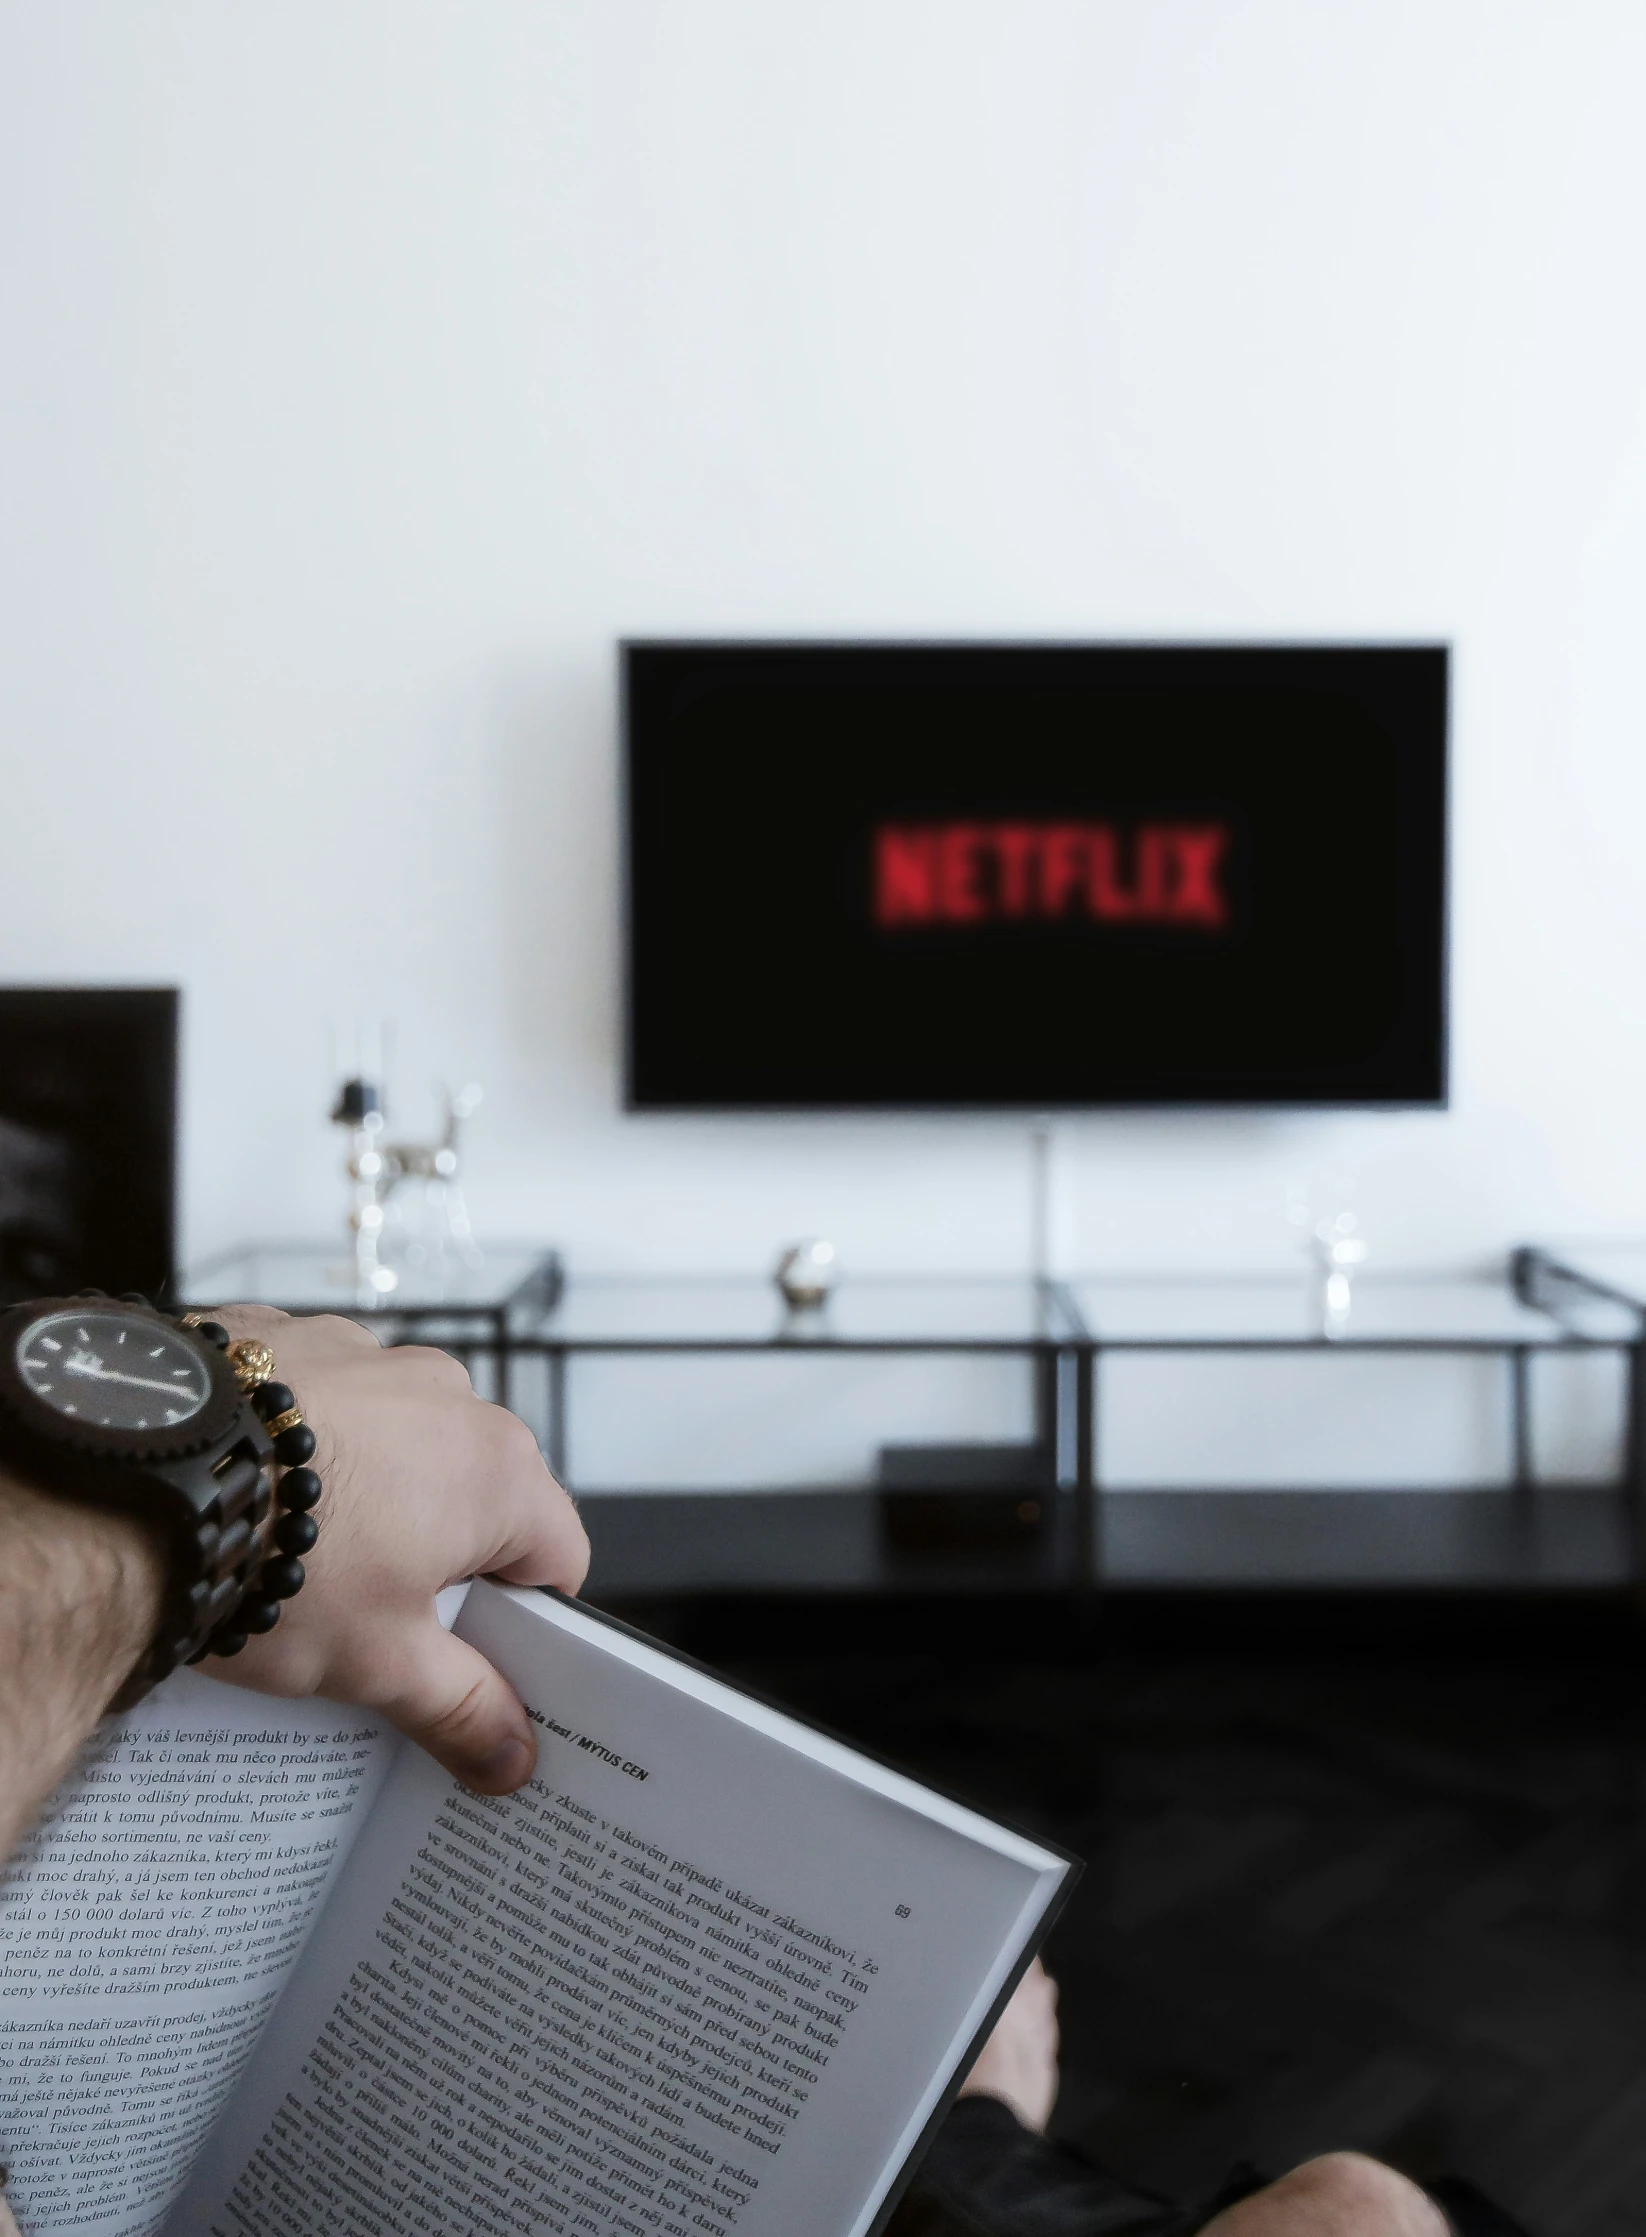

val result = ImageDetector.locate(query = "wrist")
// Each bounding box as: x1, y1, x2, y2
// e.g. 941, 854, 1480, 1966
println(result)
0, 1467, 166, 1859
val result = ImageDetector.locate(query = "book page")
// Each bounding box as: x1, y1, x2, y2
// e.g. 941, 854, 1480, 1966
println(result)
0, 1670, 394, 2237
172, 1584, 1069, 2237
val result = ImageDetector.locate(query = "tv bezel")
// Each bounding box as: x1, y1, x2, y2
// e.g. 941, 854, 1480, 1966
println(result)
621, 640, 1450, 1115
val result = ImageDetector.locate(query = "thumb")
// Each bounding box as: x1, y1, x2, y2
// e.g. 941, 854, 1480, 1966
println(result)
375, 1624, 538, 1796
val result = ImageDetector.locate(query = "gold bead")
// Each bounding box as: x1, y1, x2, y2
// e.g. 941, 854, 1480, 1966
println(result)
227, 1339, 276, 1393
263, 1406, 305, 1440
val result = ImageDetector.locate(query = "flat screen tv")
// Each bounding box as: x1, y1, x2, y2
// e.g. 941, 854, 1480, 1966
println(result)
624, 643, 1447, 1109
0, 987, 178, 1303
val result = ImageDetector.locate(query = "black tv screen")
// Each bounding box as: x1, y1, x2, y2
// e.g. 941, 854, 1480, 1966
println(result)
0, 988, 178, 1303
624, 643, 1447, 1109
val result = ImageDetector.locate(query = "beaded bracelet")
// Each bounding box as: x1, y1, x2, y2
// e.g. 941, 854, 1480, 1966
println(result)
181, 1315, 322, 1661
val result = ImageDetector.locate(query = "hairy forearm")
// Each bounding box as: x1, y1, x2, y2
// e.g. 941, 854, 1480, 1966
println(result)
0, 1473, 164, 1864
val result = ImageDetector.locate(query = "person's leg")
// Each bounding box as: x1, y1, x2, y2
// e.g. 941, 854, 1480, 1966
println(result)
899, 1967, 1461, 2237
892, 1962, 1189, 2235
957, 1956, 1062, 2133
1197, 2153, 1450, 2237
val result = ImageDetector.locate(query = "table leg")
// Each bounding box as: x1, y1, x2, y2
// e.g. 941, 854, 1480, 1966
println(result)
1626, 1339, 1646, 1596
494, 1309, 512, 1412
1032, 1345, 1057, 1485
548, 1347, 568, 1484
1510, 1345, 1533, 1498
1076, 1343, 1098, 1589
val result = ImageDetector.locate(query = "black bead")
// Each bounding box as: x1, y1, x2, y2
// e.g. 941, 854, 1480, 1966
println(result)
280, 1466, 322, 1511
274, 1511, 318, 1555
241, 1595, 282, 1634
262, 1556, 306, 1601
210, 1627, 248, 1658
120, 1291, 151, 1307
193, 1320, 231, 1350
252, 1381, 295, 1422
273, 1422, 316, 1467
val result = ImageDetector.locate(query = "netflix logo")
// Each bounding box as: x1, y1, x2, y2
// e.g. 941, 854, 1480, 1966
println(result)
872, 820, 1233, 930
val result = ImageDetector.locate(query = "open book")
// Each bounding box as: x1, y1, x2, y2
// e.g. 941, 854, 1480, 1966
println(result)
0, 1582, 1075, 2237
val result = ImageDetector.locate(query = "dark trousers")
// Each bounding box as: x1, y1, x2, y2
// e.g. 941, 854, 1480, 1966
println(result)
887, 2097, 1196, 2237
888, 2097, 1533, 2237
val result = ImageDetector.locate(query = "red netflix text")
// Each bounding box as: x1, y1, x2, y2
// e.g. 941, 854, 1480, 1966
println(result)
872, 820, 1232, 930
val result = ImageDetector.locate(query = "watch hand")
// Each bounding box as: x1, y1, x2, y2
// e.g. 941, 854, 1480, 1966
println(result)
64, 1354, 200, 1399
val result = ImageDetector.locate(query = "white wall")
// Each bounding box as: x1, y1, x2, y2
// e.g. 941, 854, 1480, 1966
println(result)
3, 3, 1646, 1476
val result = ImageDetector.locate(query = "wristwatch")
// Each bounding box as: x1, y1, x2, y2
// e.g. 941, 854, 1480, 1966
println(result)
0, 1295, 275, 1699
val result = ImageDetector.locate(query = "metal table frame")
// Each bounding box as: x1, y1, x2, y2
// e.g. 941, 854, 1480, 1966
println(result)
513, 1267, 1639, 1589
522, 1293, 1079, 1535
1512, 1246, 1646, 1575
185, 1247, 1645, 1590
182, 1245, 565, 1416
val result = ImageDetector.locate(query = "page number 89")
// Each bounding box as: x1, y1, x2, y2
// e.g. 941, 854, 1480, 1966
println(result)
895, 1904, 911, 1918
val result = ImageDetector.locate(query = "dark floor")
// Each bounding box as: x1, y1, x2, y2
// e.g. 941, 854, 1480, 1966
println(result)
614, 1593, 1646, 2237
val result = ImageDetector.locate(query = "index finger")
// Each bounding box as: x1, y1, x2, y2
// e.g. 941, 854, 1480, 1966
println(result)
462, 1403, 590, 1596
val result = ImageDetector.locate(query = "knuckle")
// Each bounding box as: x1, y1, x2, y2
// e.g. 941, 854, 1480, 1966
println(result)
310, 1312, 382, 1351
483, 1403, 547, 1476
393, 1342, 473, 1388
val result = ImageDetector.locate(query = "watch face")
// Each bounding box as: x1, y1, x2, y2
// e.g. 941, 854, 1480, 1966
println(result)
15, 1309, 213, 1433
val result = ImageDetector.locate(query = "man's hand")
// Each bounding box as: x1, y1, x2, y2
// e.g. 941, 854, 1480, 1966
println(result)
206, 1308, 588, 1797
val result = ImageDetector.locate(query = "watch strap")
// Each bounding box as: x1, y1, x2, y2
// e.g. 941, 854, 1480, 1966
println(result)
108, 1419, 276, 1708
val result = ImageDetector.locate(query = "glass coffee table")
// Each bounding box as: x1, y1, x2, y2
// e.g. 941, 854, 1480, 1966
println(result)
1057, 1274, 1635, 1592
518, 1274, 1084, 1597
181, 1242, 564, 1413
180, 1252, 1642, 1598
520, 1271, 1637, 1600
